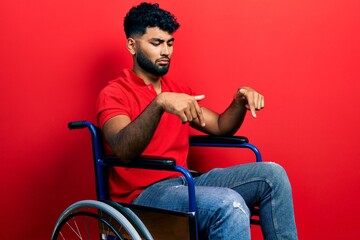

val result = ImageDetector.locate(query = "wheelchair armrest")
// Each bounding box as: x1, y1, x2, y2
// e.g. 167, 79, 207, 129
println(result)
189, 135, 248, 146
101, 155, 197, 213
68, 121, 90, 130
102, 155, 176, 170
189, 135, 262, 162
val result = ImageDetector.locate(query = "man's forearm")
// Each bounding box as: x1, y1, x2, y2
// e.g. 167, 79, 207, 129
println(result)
217, 99, 247, 136
109, 99, 164, 162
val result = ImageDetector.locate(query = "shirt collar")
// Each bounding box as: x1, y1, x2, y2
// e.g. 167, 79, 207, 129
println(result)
123, 68, 166, 87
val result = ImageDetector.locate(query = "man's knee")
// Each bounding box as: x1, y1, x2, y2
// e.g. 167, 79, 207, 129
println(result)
202, 188, 251, 221
200, 189, 251, 238
263, 162, 292, 192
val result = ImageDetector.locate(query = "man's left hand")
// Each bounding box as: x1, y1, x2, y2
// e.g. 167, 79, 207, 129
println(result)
235, 86, 265, 118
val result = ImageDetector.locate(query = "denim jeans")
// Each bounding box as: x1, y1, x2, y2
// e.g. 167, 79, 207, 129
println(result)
133, 162, 298, 239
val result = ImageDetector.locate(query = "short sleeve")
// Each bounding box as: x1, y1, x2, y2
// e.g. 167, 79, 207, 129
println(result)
96, 81, 130, 128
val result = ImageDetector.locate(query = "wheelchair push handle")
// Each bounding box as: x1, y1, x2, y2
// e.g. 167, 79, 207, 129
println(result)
68, 121, 89, 130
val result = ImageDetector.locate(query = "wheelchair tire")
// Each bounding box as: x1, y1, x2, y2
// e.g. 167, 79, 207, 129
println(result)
51, 200, 149, 240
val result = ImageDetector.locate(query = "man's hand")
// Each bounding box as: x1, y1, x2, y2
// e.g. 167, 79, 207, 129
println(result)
156, 92, 206, 126
235, 86, 264, 118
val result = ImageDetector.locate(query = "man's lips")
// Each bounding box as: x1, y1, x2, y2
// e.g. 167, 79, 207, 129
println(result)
156, 58, 170, 65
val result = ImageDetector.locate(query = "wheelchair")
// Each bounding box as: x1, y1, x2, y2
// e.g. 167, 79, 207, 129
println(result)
51, 120, 263, 240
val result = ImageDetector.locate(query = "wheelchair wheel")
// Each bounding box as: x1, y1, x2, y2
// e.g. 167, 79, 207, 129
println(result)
51, 200, 148, 240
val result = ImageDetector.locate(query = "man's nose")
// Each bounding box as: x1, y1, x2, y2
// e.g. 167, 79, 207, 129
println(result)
161, 45, 170, 56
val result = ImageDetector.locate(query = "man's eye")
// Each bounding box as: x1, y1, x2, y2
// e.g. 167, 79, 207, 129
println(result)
167, 42, 174, 47
151, 42, 161, 46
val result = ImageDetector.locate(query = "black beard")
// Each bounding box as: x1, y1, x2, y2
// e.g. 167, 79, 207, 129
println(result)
136, 49, 170, 77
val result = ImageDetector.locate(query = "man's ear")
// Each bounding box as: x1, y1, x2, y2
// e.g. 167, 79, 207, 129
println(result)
126, 38, 136, 55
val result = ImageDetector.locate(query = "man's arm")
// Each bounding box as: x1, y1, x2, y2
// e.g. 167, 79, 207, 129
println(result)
102, 99, 163, 162
102, 92, 205, 162
191, 86, 264, 136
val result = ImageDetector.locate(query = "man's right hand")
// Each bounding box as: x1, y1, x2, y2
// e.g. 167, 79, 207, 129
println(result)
156, 92, 206, 126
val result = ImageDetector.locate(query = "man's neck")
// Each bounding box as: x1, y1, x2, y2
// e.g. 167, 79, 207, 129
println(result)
132, 67, 162, 94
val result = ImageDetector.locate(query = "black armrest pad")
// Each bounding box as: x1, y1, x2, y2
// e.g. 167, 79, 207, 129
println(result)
68, 121, 88, 130
102, 155, 176, 170
189, 135, 249, 145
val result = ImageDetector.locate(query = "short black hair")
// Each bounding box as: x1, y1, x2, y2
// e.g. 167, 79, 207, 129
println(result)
124, 2, 180, 38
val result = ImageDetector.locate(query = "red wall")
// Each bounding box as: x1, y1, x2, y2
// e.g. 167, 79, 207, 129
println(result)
1, 0, 359, 239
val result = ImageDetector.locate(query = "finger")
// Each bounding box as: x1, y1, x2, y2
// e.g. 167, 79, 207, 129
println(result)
258, 95, 262, 109
258, 99, 262, 110
255, 94, 264, 110
184, 109, 193, 122
252, 92, 258, 109
190, 104, 198, 120
179, 112, 188, 123
247, 94, 257, 118
193, 101, 205, 127
250, 105, 257, 118
194, 95, 205, 101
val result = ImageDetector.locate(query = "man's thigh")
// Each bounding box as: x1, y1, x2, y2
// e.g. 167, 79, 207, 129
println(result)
133, 177, 248, 214
194, 162, 283, 207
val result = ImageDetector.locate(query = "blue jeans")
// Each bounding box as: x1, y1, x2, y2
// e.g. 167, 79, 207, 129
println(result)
133, 162, 298, 239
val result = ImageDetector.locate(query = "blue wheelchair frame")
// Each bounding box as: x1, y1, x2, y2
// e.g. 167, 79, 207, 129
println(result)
68, 120, 262, 239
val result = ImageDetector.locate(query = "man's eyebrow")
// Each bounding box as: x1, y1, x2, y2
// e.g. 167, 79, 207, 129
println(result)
150, 38, 175, 43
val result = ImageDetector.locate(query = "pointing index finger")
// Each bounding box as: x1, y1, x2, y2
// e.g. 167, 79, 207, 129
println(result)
194, 95, 205, 101
193, 95, 205, 126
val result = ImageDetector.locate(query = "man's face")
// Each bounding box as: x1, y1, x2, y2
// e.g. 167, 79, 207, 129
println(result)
134, 27, 174, 77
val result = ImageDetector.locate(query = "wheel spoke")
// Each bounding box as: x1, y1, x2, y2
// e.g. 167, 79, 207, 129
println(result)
51, 200, 146, 240
65, 219, 83, 239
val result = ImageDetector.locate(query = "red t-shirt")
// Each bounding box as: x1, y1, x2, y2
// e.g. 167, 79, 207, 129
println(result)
97, 69, 196, 203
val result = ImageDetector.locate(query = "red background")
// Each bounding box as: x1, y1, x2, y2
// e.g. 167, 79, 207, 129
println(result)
1, 0, 359, 239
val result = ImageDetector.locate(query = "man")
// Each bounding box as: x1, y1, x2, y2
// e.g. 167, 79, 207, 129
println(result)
97, 2, 297, 239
